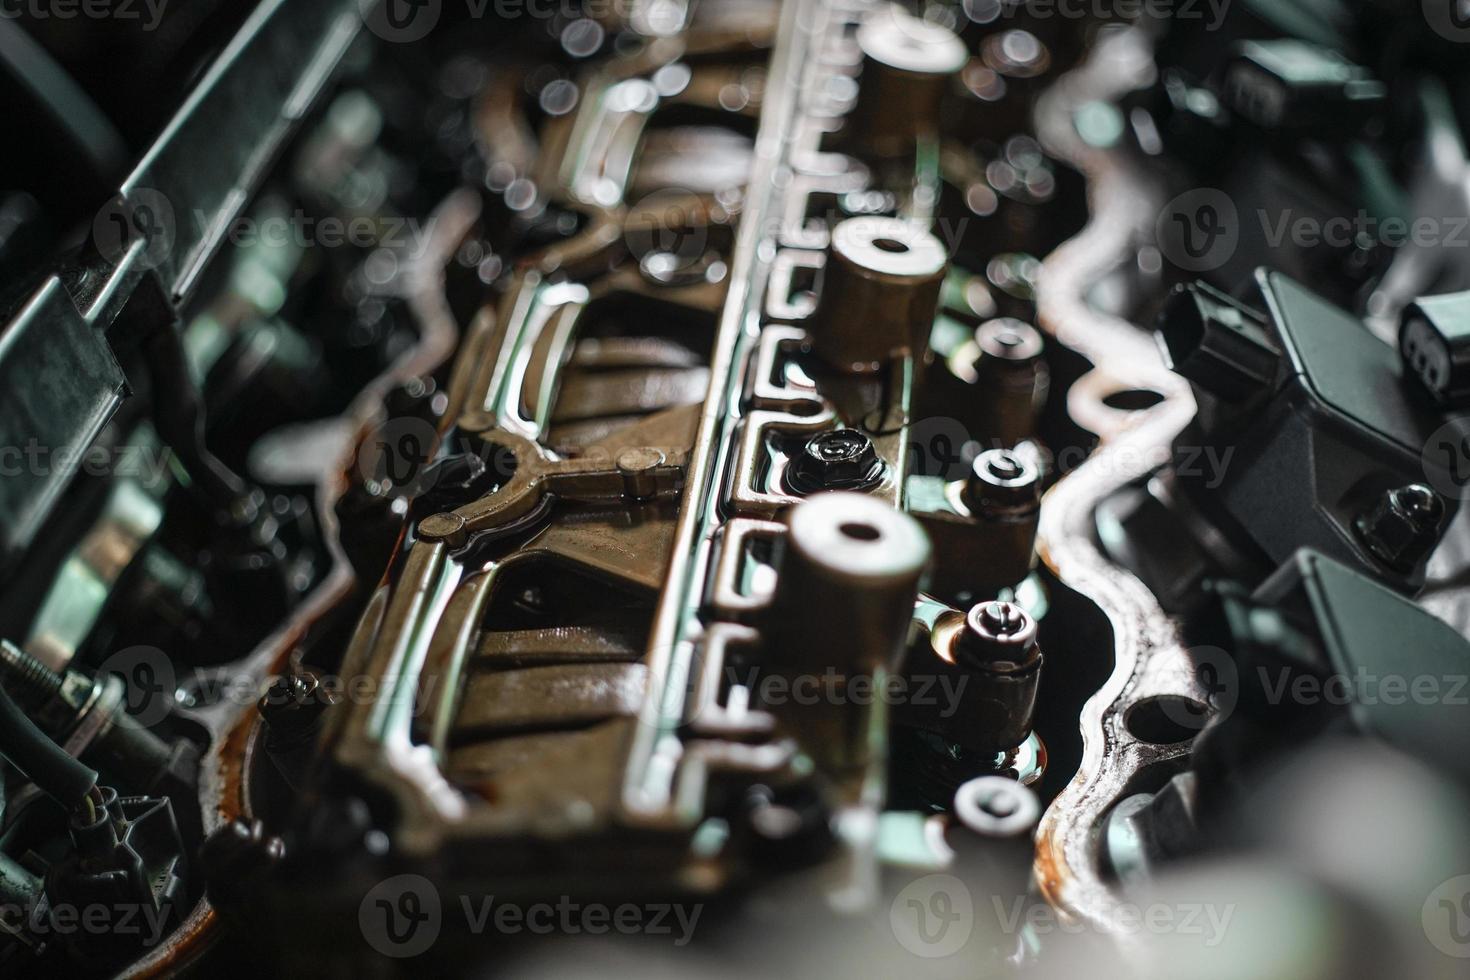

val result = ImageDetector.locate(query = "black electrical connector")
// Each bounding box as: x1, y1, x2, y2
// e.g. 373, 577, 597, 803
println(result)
1401, 290, 1470, 408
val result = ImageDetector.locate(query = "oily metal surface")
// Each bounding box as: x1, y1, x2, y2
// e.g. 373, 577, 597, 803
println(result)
296, 5, 792, 876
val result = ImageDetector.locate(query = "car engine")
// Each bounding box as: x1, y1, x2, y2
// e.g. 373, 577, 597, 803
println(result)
4, 0, 1470, 976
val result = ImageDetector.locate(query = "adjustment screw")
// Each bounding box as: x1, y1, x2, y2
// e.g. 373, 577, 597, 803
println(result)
963, 449, 1041, 516
955, 600, 1039, 669
1354, 484, 1445, 573
0, 640, 64, 707
974, 319, 1044, 373
785, 429, 886, 495
952, 776, 1041, 840
258, 670, 336, 741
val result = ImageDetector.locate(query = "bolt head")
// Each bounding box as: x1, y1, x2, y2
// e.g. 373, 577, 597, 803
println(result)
1355, 484, 1445, 573
786, 429, 885, 494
